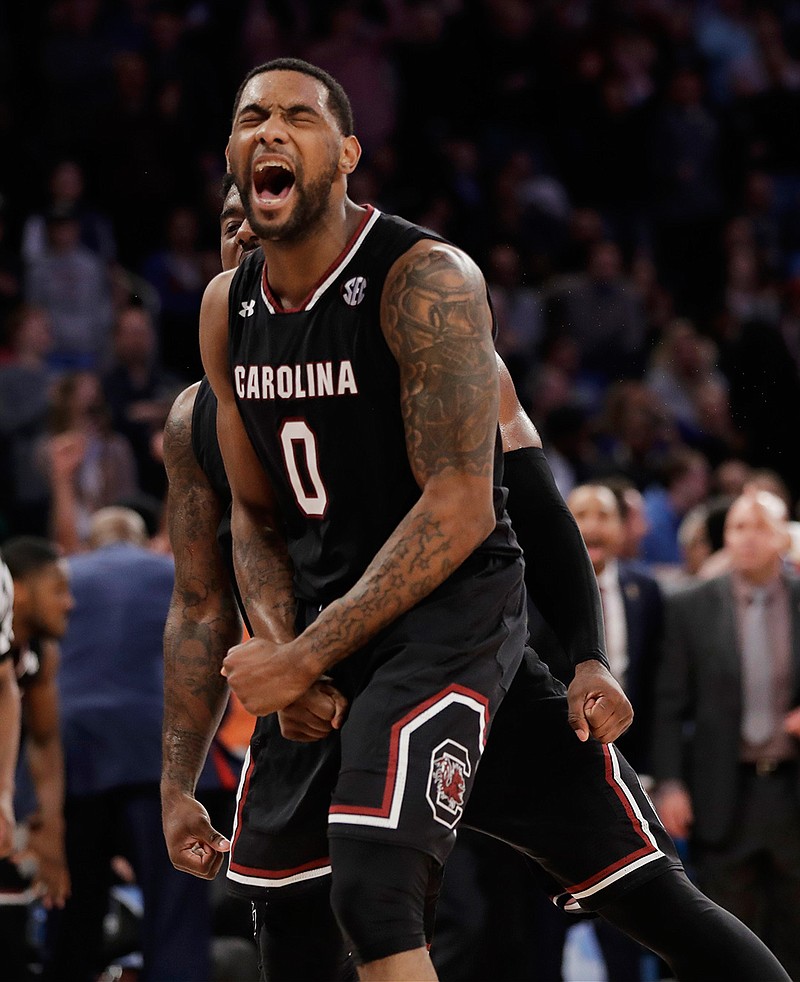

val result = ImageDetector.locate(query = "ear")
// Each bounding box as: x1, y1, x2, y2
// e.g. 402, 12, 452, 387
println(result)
225, 139, 232, 171
339, 135, 361, 175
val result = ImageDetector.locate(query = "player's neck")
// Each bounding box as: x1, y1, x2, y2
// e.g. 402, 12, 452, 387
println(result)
261, 198, 366, 311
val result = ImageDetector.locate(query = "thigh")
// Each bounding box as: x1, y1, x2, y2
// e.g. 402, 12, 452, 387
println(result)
328, 558, 527, 865
464, 649, 680, 911
226, 713, 340, 896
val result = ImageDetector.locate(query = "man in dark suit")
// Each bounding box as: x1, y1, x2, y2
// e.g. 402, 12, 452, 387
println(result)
653, 488, 800, 978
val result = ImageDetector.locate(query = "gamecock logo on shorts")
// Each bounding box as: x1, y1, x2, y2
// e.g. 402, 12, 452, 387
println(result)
427, 739, 472, 829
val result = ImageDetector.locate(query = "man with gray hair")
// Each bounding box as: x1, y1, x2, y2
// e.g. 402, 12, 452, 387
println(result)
653, 489, 800, 976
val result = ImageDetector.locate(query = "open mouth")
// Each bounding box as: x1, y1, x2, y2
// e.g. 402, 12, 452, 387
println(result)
253, 159, 295, 206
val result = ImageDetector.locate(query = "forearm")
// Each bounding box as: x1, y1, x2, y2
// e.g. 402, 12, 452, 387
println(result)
297, 482, 493, 675
0, 667, 20, 806
26, 735, 64, 825
504, 447, 608, 669
231, 502, 297, 644
162, 599, 240, 796
49, 478, 81, 556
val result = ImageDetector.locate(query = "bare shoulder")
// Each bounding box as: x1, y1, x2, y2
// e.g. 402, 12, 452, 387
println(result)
163, 382, 201, 471
199, 268, 237, 391
496, 353, 541, 451
380, 239, 491, 352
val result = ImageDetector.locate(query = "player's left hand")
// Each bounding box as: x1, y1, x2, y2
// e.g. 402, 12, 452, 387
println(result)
25, 814, 70, 909
222, 636, 317, 716
279, 679, 349, 742
566, 660, 633, 744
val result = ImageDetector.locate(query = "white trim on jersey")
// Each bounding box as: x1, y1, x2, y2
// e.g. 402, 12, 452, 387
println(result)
225, 745, 333, 890
260, 208, 382, 314
227, 862, 333, 890
568, 744, 665, 903
226, 745, 250, 879
328, 689, 487, 830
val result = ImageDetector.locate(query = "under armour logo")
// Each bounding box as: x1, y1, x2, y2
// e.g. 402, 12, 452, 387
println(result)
341, 276, 367, 307
239, 300, 255, 318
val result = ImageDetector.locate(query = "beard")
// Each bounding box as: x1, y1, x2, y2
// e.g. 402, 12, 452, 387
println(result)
239, 154, 340, 244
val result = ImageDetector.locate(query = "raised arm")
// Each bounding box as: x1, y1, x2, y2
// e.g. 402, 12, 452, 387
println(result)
199, 271, 297, 646
160, 382, 242, 879
221, 241, 500, 714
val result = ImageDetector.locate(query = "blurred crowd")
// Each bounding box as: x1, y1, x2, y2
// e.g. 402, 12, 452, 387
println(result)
3, 0, 800, 550
2, 0, 800, 979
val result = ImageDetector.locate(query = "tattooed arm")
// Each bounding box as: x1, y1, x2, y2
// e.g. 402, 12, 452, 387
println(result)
221, 241, 500, 714
161, 383, 242, 879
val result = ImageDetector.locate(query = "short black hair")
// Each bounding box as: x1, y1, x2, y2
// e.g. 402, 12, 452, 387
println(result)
231, 58, 354, 136
1, 537, 61, 581
221, 172, 236, 199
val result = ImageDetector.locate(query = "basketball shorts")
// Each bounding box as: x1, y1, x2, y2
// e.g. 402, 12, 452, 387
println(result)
462, 648, 682, 911
227, 552, 527, 898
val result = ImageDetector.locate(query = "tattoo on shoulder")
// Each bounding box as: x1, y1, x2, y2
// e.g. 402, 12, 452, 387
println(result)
381, 246, 497, 480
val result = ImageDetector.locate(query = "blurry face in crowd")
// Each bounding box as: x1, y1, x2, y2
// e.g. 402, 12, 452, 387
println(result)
17, 561, 74, 641
219, 185, 258, 272
724, 491, 789, 584
227, 70, 359, 242
567, 485, 624, 575
114, 307, 156, 363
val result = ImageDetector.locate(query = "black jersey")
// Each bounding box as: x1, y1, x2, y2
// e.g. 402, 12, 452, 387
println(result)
228, 207, 519, 605
192, 376, 230, 505
190, 376, 254, 634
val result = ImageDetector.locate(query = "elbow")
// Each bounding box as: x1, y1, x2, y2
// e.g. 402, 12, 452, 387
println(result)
455, 489, 497, 551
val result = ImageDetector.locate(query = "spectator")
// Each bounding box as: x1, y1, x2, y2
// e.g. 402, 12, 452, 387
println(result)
547, 240, 649, 391
40, 372, 138, 554
45, 507, 213, 981
141, 205, 213, 380
0, 306, 55, 536
640, 447, 712, 570
600, 474, 651, 563
21, 160, 116, 267
23, 206, 113, 373
650, 67, 724, 320
644, 317, 728, 441
652, 489, 800, 978
0, 537, 73, 981
102, 304, 180, 500
486, 242, 544, 389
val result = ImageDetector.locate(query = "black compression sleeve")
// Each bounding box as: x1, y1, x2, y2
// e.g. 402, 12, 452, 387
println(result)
503, 446, 608, 669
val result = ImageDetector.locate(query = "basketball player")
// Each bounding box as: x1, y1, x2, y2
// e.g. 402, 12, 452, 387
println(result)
190, 59, 791, 980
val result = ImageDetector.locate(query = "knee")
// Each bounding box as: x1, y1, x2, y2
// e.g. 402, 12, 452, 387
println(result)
329, 838, 433, 965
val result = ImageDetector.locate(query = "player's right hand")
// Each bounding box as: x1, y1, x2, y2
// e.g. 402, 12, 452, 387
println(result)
566, 659, 633, 743
279, 679, 349, 742
162, 791, 231, 880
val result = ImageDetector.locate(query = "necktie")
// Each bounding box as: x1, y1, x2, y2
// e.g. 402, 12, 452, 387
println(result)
740, 588, 775, 746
